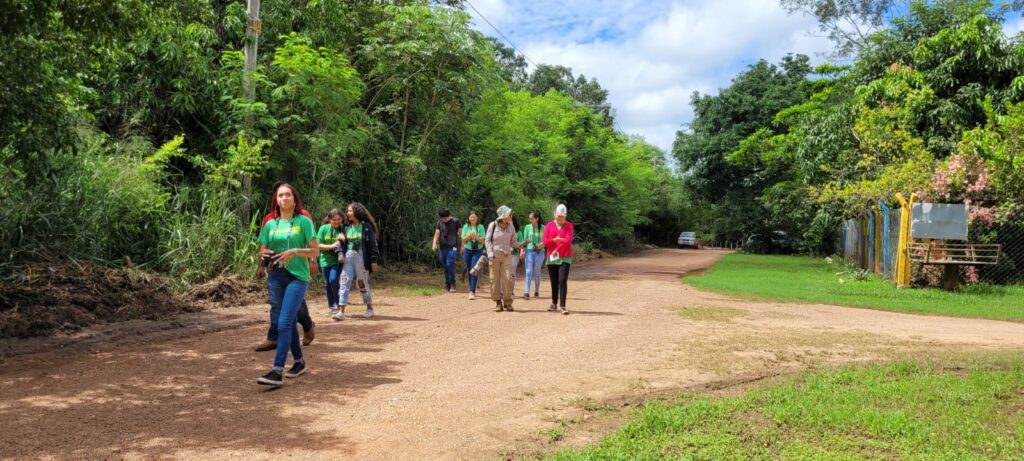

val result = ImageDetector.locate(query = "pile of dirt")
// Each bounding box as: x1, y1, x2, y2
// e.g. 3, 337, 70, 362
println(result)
187, 275, 263, 308
0, 262, 199, 339
572, 247, 615, 263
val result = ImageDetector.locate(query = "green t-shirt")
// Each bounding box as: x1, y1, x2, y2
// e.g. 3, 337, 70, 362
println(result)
316, 224, 342, 268
259, 215, 317, 281
461, 223, 486, 250
346, 223, 364, 252
522, 224, 543, 251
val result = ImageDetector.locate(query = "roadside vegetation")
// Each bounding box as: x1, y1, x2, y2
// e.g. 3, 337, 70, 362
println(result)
685, 254, 1024, 322
542, 355, 1024, 460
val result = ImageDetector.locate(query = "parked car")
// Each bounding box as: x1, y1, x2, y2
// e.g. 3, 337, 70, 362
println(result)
743, 231, 798, 254
677, 231, 699, 249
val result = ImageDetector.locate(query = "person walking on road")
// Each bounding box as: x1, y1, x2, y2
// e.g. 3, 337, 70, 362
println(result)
486, 206, 521, 312
461, 211, 486, 300
256, 182, 319, 386
521, 210, 545, 300
333, 202, 381, 320
255, 198, 316, 351
316, 208, 345, 317
543, 204, 574, 315
432, 208, 461, 293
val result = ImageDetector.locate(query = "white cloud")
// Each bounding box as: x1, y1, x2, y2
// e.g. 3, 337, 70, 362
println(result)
1004, 16, 1024, 37
467, 0, 835, 154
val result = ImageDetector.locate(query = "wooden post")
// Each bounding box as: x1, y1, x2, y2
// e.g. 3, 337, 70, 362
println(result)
942, 265, 959, 292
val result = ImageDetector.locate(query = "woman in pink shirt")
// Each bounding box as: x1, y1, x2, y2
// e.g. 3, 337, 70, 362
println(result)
542, 204, 574, 315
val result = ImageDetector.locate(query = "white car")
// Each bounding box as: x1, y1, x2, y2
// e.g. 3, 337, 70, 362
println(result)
677, 231, 698, 249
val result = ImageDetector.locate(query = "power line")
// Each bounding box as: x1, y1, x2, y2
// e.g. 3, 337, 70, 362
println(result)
464, 0, 539, 68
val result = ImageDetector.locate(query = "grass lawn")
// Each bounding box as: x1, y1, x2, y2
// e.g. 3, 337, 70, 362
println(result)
544, 356, 1024, 460
684, 253, 1024, 322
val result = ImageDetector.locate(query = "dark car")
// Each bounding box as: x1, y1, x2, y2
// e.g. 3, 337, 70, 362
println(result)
743, 231, 798, 254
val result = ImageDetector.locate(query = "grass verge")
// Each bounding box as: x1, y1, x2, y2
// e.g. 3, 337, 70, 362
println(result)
684, 254, 1024, 322
543, 355, 1024, 460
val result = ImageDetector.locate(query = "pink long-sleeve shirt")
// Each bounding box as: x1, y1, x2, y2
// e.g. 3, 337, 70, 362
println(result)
542, 221, 574, 262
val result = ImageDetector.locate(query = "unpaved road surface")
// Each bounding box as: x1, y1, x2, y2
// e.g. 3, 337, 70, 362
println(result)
3, 249, 1024, 460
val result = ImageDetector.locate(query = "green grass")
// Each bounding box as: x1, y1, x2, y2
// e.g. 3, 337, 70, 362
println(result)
544, 356, 1024, 460
382, 284, 443, 297
684, 254, 1024, 322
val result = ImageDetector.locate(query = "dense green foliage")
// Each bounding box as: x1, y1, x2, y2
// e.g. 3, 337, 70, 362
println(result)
676, 0, 1024, 270
686, 254, 1024, 320
546, 357, 1024, 460
1, 1, 686, 282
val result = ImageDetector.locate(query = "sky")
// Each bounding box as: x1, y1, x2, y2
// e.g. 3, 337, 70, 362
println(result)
464, 0, 1024, 157
464, 0, 837, 155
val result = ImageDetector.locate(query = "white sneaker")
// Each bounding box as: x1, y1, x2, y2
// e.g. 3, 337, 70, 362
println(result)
468, 292, 476, 300
363, 308, 375, 319
332, 311, 347, 321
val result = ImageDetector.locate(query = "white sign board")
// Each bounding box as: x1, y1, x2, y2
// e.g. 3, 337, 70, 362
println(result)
911, 203, 969, 240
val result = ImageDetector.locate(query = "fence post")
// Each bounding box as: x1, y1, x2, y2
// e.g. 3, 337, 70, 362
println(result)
895, 193, 916, 288
879, 202, 892, 278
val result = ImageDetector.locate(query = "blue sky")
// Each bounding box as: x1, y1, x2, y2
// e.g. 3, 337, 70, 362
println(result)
465, 0, 1024, 155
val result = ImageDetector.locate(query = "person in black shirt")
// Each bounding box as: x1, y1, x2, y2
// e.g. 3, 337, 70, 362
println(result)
431, 208, 461, 292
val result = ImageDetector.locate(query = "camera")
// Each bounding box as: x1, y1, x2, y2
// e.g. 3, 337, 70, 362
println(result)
260, 250, 280, 269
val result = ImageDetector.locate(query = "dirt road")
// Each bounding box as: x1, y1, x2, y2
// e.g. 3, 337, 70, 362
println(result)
3, 249, 1024, 460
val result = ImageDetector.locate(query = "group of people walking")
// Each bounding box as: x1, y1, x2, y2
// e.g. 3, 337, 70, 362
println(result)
433, 204, 575, 315
253, 182, 380, 387
254, 180, 574, 387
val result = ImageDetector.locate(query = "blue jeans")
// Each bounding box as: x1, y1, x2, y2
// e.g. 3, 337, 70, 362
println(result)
463, 248, 483, 293
339, 249, 373, 306
321, 264, 341, 309
267, 286, 313, 341
524, 249, 544, 295
438, 247, 457, 288
267, 269, 307, 371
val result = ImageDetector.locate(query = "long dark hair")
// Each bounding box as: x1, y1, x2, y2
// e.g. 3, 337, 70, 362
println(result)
466, 210, 478, 227
322, 208, 344, 226
267, 182, 305, 219
348, 202, 379, 237
530, 210, 546, 228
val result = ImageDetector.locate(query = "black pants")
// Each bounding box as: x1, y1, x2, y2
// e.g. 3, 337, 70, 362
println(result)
548, 263, 571, 307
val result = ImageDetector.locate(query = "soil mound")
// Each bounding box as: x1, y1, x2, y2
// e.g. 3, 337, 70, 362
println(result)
187, 275, 263, 307
0, 262, 198, 338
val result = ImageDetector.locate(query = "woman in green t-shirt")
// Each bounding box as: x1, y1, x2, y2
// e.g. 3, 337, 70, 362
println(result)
460, 211, 486, 300
316, 208, 345, 317
521, 210, 546, 300
333, 202, 381, 320
257, 182, 319, 387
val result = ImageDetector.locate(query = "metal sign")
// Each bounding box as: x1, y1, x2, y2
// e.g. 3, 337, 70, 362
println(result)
911, 203, 968, 240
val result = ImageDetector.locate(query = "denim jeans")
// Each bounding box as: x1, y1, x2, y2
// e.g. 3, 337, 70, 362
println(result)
523, 249, 544, 295
463, 249, 483, 293
339, 249, 372, 306
321, 264, 341, 309
438, 247, 457, 288
267, 286, 313, 341
267, 268, 307, 371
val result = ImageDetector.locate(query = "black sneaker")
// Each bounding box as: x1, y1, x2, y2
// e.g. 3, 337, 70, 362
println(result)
257, 370, 284, 386
285, 361, 307, 378
548, 303, 557, 312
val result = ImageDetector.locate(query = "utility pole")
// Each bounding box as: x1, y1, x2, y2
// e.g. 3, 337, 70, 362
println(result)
243, 0, 261, 103
240, 0, 261, 223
